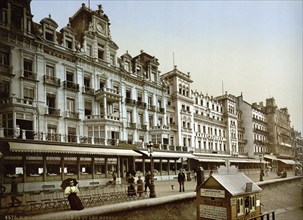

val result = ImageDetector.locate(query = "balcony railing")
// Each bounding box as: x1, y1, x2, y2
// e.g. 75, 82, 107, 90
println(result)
150, 125, 170, 131
0, 128, 124, 147
63, 81, 79, 92
254, 128, 269, 135
129, 122, 136, 129
137, 101, 147, 108
46, 133, 61, 142
95, 88, 120, 102
0, 97, 34, 106
148, 105, 156, 112
159, 108, 165, 113
85, 114, 120, 121
0, 63, 14, 77
137, 124, 147, 130
65, 111, 79, 119
45, 107, 61, 117
44, 75, 60, 87
82, 87, 95, 95
22, 70, 37, 81
125, 98, 136, 106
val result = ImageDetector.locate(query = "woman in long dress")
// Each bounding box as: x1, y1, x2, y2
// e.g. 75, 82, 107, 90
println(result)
64, 180, 84, 210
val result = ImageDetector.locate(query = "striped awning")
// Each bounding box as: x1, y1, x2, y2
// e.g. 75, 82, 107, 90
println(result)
278, 159, 296, 165
7, 142, 141, 156
137, 150, 197, 159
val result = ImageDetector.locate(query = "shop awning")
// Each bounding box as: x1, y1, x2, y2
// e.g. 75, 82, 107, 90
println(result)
264, 155, 296, 165
278, 159, 296, 165
230, 159, 263, 164
7, 142, 141, 157
195, 158, 261, 164
137, 150, 197, 159
196, 158, 225, 163
264, 155, 279, 160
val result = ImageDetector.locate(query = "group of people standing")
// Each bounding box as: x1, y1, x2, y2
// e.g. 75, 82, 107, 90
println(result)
126, 170, 152, 197
0, 168, 206, 211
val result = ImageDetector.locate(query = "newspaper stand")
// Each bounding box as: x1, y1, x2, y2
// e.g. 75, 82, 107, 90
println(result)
196, 161, 262, 220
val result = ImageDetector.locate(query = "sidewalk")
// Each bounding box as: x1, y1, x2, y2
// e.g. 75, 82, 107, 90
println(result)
153, 170, 296, 198
5, 170, 301, 220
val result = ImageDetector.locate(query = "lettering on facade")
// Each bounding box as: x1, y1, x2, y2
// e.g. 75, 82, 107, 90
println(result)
245, 182, 253, 192
200, 204, 227, 220
201, 189, 225, 198
230, 197, 237, 206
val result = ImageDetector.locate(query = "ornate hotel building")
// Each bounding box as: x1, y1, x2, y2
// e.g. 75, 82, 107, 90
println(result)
0, 1, 299, 191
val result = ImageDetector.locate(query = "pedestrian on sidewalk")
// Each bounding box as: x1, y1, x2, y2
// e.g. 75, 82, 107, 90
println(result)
64, 179, 84, 210
112, 171, 117, 185
144, 171, 151, 192
178, 169, 186, 192
127, 173, 136, 196
10, 177, 21, 207
137, 176, 143, 196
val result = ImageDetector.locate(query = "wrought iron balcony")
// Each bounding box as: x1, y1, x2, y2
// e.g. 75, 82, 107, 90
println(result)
82, 87, 95, 95
0, 63, 14, 77
22, 70, 37, 81
63, 81, 79, 92
44, 75, 60, 87
137, 101, 147, 108
45, 107, 61, 117
125, 97, 136, 106
65, 111, 79, 120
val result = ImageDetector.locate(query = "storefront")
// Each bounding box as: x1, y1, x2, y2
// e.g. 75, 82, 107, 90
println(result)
264, 154, 296, 173
0, 141, 141, 191
134, 150, 198, 180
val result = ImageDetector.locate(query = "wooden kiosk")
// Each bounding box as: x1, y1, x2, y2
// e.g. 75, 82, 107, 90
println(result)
196, 161, 262, 220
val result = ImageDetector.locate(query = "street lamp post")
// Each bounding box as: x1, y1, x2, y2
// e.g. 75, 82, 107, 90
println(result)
259, 154, 264, 181
147, 141, 156, 198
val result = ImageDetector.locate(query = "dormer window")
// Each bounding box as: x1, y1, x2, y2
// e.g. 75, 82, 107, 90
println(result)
65, 36, 73, 49
125, 61, 130, 72
45, 29, 54, 41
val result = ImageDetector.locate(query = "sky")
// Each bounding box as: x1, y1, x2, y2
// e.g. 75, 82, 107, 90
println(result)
30, 0, 302, 133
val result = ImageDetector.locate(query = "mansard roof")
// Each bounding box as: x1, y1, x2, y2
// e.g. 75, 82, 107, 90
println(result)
40, 15, 58, 28
60, 24, 75, 35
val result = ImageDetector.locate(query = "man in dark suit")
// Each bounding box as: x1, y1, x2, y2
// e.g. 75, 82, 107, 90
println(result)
178, 169, 186, 192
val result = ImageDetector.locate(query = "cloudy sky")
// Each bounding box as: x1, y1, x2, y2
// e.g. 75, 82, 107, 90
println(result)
31, 0, 302, 132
